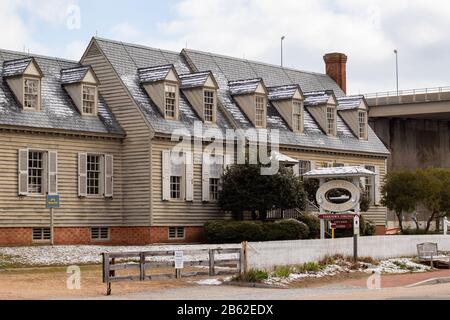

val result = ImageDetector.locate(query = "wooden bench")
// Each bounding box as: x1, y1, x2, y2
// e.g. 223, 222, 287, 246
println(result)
417, 242, 450, 269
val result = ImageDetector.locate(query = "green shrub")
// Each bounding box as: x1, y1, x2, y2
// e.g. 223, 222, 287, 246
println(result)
297, 214, 321, 239
204, 219, 309, 244
296, 262, 321, 273
233, 269, 269, 283
273, 266, 292, 278
401, 228, 440, 235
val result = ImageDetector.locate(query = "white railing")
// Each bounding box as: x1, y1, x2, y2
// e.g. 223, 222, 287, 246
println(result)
364, 86, 450, 100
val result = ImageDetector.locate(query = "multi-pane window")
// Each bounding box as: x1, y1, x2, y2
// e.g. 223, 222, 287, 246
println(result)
204, 90, 214, 122
327, 107, 335, 135
24, 78, 39, 110
364, 165, 376, 204
298, 160, 311, 177
293, 101, 302, 132
82, 86, 96, 115
91, 227, 109, 240
170, 176, 181, 199
209, 178, 220, 200
255, 95, 265, 127
87, 154, 100, 195
165, 84, 177, 119
28, 151, 44, 194
359, 111, 367, 139
168, 227, 185, 239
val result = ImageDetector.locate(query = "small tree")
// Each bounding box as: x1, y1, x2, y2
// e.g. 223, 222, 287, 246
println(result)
417, 168, 450, 231
381, 170, 421, 232
219, 163, 307, 221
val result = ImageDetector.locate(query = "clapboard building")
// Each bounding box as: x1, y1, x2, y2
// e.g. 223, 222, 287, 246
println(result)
0, 38, 389, 245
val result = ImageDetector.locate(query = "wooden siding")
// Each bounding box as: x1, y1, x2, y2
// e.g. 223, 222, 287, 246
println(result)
0, 130, 123, 227
82, 43, 152, 226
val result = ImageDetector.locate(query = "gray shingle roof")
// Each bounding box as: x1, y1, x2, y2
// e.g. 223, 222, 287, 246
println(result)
0, 49, 123, 136
138, 64, 174, 84
228, 78, 264, 96
304, 91, 334, 107
179, 71, 213, 89
60, 66, 91, 85
337, 95, 365, 111
94, 38, 389, 156
2, 57, 35, 77
267, 85, 301, 101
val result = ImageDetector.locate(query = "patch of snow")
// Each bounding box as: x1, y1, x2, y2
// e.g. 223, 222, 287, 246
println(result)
195, 279, 223, 286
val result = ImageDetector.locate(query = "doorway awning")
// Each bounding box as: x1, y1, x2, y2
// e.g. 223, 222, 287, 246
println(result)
303, 166, 376, 179
270, 151, 299, 166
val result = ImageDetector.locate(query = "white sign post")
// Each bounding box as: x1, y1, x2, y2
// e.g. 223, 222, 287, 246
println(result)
174, 251, 184, 279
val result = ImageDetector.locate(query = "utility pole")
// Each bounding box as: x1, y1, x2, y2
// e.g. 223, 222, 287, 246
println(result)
394, 49, 399, 96
281, 36, 285, 67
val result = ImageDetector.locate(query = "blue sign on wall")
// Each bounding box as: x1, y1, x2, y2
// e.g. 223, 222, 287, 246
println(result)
46, 195, 60, 209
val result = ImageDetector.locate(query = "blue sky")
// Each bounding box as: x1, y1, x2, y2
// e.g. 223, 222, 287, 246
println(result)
1, 0, 449, 94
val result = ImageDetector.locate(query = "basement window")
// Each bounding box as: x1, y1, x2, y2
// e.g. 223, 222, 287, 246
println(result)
168, 227, 185, 240
91, 227, 109, 240
32, 228, 51, 242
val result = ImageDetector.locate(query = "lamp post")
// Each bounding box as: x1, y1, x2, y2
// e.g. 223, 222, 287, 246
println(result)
394, 49, 399, 96
281, 36, 285, 67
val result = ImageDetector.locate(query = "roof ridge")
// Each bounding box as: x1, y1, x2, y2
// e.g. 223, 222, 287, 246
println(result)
0, 48, 77, 64
94, 37, 179, 56
183, 48, 327, 77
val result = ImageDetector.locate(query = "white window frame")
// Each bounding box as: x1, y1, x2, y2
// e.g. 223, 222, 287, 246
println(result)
298, 160, 311, 177
164, 83, 178, 119
255, 95, 266, 128
86, 154, 102, 196
168, 227, 185, 240
28, 150, 46, 195
293, 101, 303, 132
23, 77, 40, 110
82, 85, 97, 115
364, 165, 376, 205
204, 89, 215, 123
209, 177, 220, 201
358, 111, 367, 139
170, 175, 182, 200
326, 106, 336, 136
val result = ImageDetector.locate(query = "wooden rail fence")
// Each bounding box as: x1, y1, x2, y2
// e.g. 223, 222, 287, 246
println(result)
102, 247, 244, 295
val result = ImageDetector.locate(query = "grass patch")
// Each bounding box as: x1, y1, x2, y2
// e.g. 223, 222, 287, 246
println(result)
295, 262, 322, 273
232, 269, 269, 283
272, 266, 292, 278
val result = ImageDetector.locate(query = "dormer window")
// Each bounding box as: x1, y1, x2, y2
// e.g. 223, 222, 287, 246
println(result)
82, 85, 97, 115
326, 106, 336, 135
24, 78, 40, 110
293, 101, 302, 132
165, 83, 177, 119
204, 90, 215, 122
255, 95, 266, 127
358, 111, 367, 139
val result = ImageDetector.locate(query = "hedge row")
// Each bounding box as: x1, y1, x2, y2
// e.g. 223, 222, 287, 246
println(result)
204, 219, 310, 244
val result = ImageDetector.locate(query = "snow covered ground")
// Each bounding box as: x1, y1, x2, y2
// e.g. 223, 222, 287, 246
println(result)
0, 244, 239, 266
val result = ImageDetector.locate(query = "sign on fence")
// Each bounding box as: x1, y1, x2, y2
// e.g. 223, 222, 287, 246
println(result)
175, 251, 184, 269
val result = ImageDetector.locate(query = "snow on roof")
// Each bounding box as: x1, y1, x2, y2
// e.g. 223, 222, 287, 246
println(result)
60, 66, 91, 85
304, 90, 334, 107
267, 85, 301, 101
270, 150, 299, 164
228, 78, 263, 96
304, 166, 376, 178
2, 57, 33, 77
337, 95, 365, 111
138, 64, 174, 83
179, 71, 211, 89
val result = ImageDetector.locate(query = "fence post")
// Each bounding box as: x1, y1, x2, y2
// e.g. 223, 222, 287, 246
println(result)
102, 253, 111, 296
209, 249, 215, 276
241, 241, 248, 274
140, 252, 145, 281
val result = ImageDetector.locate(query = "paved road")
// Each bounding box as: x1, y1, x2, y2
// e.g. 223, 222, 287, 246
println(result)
100, 282, 450, 300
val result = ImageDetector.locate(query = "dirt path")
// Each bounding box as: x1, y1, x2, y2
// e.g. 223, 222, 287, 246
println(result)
0, 265, 193, 300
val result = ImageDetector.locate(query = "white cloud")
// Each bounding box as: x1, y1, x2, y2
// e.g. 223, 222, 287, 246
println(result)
114, 0, 450, 94
64, 40, 86, 61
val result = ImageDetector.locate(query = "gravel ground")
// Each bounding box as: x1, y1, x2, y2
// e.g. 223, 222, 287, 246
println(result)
0, 244, 240, 267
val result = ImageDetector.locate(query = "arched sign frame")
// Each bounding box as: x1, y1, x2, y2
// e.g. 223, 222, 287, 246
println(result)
316, 180, 361, 213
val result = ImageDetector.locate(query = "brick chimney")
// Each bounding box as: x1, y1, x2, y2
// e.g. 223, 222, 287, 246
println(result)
324, 53, 348, 94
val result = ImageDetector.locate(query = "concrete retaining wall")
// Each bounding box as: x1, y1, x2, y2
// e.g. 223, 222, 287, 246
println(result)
247, 235, 450, 270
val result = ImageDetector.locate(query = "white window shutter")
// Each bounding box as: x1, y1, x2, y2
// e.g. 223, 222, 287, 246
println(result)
18, 149, 28, 196
360, 164, 366, 191
48, 151, 58, 195
223, 153, 234, 171
78, 153, 87, 197
104, 154, 114, 198
202, 153, 210, 202
374, 165, 381, 205
293, 163, 300, 177
162, 150, 171, 201
310, 160, 316, 170
185, 152, 194, 202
